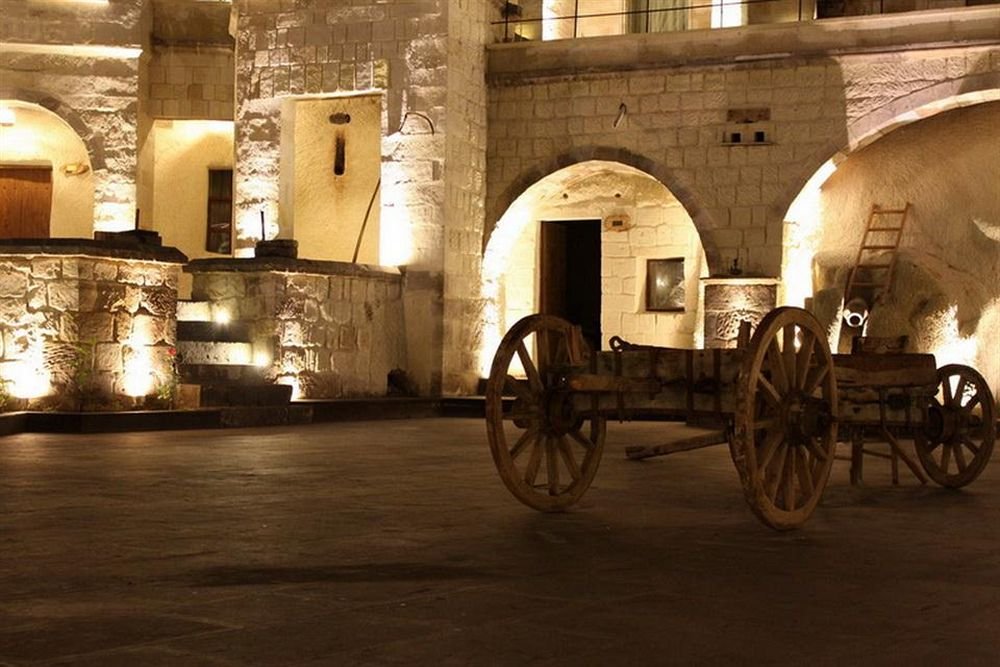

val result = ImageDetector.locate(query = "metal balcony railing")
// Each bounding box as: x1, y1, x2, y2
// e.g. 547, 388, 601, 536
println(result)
493, 1, 995, 43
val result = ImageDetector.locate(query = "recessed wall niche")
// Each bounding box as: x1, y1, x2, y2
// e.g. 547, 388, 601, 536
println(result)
279, 94, 381, 264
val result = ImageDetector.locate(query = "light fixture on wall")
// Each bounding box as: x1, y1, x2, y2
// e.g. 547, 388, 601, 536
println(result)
613, 103, 627, 129
62, 162, 90, 176
0, 105, 15, 127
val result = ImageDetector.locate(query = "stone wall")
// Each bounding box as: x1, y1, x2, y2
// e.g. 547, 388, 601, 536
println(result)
0, 0, 147, 232
146, 47, 235, 120
0, 241, 184, 408
187, 259, 405, 398
485, 10, 1000, 279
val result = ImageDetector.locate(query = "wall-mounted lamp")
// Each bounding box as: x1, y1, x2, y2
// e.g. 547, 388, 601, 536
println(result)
0, 106, 15, 127
613, 103, 627, 129
62, 162, 90, 176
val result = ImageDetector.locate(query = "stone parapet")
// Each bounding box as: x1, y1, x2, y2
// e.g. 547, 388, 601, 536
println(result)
0, 241, 186, 408
186, 259, 406, 398
702, 277, 779, 349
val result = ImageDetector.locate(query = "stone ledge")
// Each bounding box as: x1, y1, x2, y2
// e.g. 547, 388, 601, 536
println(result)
488, 7, 1000, 82
185, 256, 403, 281
0, 238, 188, 264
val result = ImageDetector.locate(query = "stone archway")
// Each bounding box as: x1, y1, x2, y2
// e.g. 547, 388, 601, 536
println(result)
480, 157, 709, 376
487, 145, 721, 273
0, 88, 106, 172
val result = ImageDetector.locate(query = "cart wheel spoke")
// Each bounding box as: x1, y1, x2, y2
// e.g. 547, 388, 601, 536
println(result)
766, 339, 788, 393
796, 448, 814, 498
962, 393, 981, 414
803, 363, 830, 397
557, 435, 582, 481
766, 444, 788, 503
504, 375, 535, 401
804, 436, 829, 462
939, 442, 952, 474
523, 435, 544, 486
952, 440, 968, 472
757, 374, 782, 408
545, 437, 560, 495
509, 427, 539, 460
783, 447, 797, 511
782, 325, 797, 389
756, 429, 783, 472
516, 343, 543, 394
961, 436, 980, 456
569, 427, 595, 451
795, 329, 817, 390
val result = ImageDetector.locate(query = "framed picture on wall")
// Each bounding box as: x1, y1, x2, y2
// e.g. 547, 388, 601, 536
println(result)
646, 258, 685, 312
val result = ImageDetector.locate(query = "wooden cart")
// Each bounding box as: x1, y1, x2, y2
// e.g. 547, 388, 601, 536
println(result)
485, 307, 996, 530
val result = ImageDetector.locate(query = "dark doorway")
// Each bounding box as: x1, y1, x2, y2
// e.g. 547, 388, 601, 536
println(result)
0, 166, 53, 238
540, 220, 602, 351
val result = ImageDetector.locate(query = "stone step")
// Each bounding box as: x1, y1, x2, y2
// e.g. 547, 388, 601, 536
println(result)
177, 300, 212, 322
177, 340, 253, 366
180, 364, 265, 384
199, 383, 293, 407
177, 320, 252, 343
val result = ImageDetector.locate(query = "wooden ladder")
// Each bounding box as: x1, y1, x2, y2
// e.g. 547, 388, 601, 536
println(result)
844, 203, 911, 303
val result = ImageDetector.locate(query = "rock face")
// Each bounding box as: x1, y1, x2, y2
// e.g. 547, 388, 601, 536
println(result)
187, 258, 405, 398
703, 280, 778, 349
0, 244, 183, 408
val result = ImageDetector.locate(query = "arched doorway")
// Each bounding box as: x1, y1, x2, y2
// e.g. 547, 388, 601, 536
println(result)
781, 99, 1000, 400
0, 100, 94, 239
481, 159, 708, 376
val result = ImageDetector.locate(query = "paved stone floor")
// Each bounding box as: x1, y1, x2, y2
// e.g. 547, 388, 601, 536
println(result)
1, 418, 998, 666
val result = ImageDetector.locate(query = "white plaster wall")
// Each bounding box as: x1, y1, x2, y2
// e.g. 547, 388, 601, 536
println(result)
282, 95, 381, 264
499, 164, 706, 352
147, 119, 234, 294
0, 101, 94, 239
808, 102, 1000, 398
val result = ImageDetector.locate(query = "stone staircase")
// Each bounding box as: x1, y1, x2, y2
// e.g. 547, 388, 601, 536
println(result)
175, 300, 305, 424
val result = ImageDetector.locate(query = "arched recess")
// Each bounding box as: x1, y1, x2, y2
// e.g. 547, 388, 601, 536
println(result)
480, 158, 709, 376
780, 89, 1000, 404
0, 87, 106, 171
487, 145, 721, 271
0, 100, 96, 238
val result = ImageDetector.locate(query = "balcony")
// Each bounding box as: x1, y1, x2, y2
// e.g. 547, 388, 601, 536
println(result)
494, 0, 999, 43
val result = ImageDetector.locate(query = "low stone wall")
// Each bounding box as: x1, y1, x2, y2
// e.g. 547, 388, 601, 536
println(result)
186, 258, 406, 398
702, 278, 779, 348
0, 240, 186, 408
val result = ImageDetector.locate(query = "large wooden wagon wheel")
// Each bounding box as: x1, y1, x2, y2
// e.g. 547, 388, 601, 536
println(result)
914, 364, 995, 488
485, 315, 606, 512
731, 307, 839, 530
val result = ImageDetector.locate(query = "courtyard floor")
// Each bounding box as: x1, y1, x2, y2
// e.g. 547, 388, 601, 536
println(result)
1, 418, 998, 666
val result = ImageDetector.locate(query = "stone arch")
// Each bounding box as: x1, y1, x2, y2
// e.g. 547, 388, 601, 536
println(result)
0, 87, 106, 171
486, 145, 721, 271
775, 71, 1000, 228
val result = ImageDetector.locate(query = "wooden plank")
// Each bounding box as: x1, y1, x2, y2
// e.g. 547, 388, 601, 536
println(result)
625, 430, 728, 460
0, 167, 52, 238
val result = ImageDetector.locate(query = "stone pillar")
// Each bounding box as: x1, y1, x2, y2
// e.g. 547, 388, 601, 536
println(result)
701, 277, 779, 348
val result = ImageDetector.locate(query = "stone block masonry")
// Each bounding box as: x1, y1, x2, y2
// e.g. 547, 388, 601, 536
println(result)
0, 241, 186, 408
146, 47, 235, 121
186, 258, 406, 399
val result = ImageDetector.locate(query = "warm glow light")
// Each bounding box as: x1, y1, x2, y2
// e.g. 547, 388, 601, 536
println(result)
929, 305, 978, 369
378, 205, 414, 266
711, 0, 745, 28
277, 375, 302, 400
0, 105, 14, 127
213, 308, 232, 326
782, 158, 839, 308
123, 345, 155, 398
0, 42, 140, 60
253, 350, 271, 368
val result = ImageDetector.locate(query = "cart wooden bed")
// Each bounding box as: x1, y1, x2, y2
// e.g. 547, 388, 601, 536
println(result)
485, 307, 995, 530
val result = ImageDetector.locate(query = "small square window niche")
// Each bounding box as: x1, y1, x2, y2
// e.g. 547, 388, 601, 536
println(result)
646, 258, 685, 312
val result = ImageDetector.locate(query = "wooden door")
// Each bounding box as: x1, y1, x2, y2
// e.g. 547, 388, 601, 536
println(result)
0, 167, 53, 238
540, 220, 602, 351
